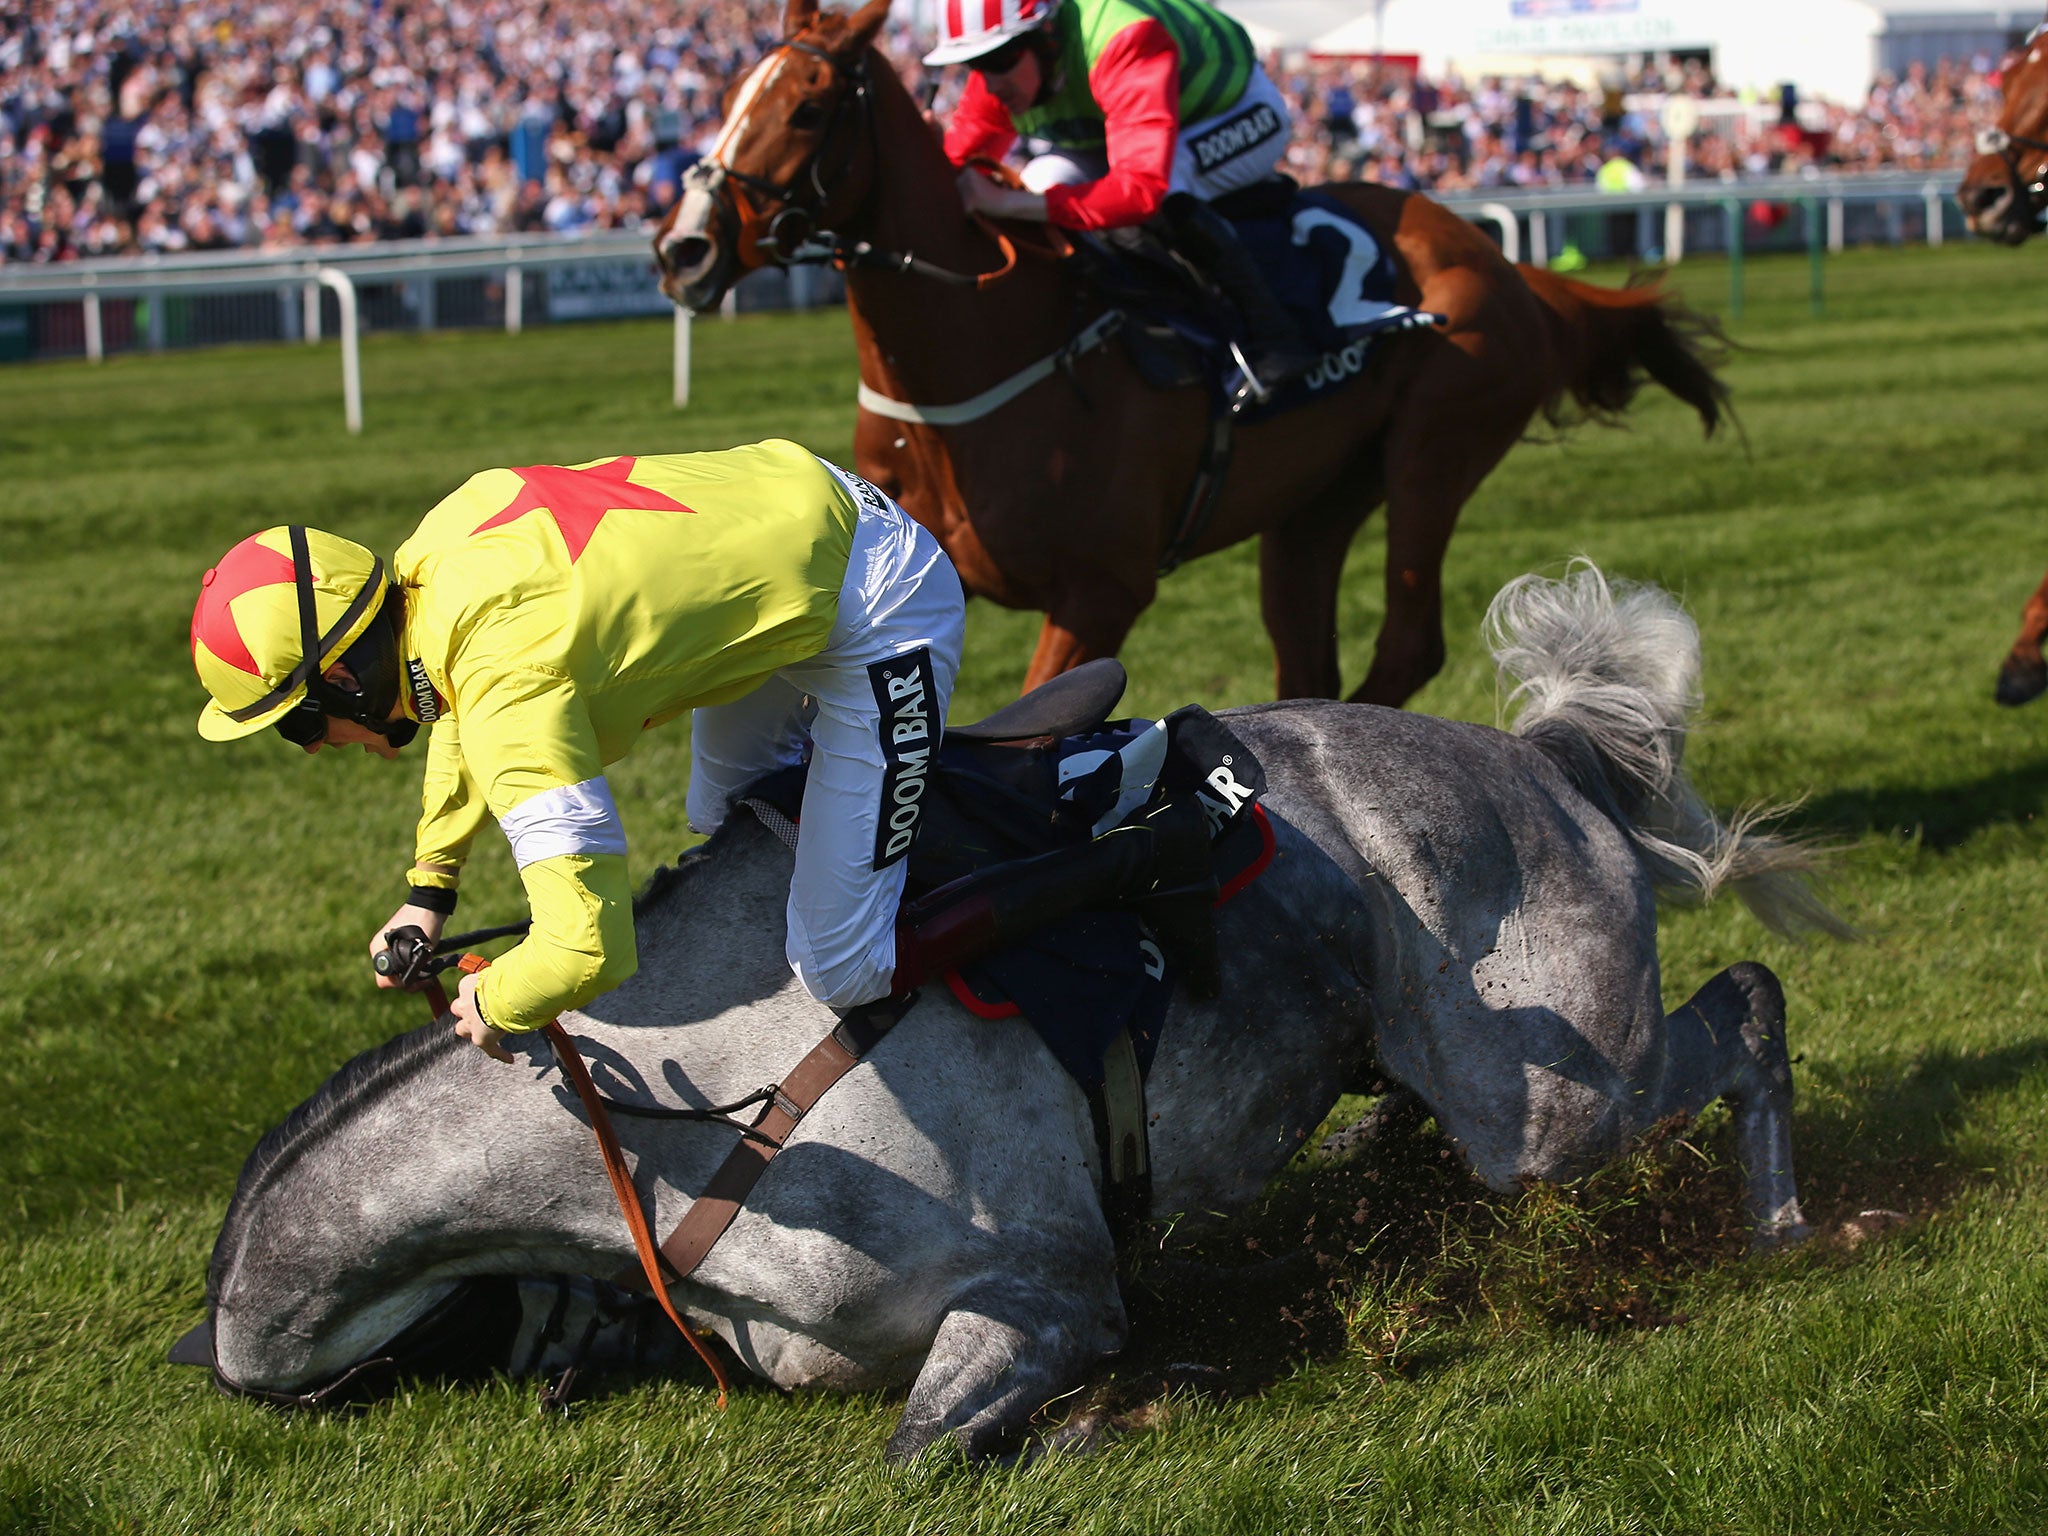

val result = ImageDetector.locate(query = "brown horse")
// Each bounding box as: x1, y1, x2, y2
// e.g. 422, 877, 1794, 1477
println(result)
1959, 16, 2048, 245
1957, 16, 2048, 703
655, 0, 1728, 704
1997, 569, 2048, 705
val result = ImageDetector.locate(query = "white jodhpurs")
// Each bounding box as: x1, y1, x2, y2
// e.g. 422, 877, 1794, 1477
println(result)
685, 462, 965, 1011
1021, 65, 1290, 206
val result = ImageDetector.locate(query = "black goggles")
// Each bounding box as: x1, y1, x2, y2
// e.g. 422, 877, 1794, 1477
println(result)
274, 696, 330, 747
971, 34, 1035, 77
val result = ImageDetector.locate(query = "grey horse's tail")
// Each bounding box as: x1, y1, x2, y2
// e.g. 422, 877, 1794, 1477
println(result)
1485, 561, 1853, 939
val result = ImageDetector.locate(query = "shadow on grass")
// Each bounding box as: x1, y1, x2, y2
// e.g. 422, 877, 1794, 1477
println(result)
1070, 1035, 2048, 1431
1792, 760, 2048, 849
1792, 1036, 2048, 1218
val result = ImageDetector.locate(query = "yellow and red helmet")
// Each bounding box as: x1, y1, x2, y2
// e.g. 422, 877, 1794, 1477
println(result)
191, 525, 408, 744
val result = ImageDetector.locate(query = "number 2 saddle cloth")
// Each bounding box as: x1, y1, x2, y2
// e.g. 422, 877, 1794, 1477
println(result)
1076, 176, 1447, 422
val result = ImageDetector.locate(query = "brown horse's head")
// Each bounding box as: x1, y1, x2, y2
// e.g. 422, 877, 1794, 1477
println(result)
1959, 19, 2048, 244
653, 0, 894, 311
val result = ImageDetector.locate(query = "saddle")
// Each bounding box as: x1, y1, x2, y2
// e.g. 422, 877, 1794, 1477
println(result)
737, 659, 1275, 1236
1054, 180, 1443, 575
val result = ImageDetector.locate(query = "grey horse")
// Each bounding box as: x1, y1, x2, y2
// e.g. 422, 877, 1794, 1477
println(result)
193, 564, 1842, 1461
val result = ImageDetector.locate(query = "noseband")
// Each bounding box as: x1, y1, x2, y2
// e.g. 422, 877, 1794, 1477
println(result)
1976, 25, 2048, 232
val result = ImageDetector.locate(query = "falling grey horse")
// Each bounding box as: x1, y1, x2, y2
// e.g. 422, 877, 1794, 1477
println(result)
192, 564, 1843, 1460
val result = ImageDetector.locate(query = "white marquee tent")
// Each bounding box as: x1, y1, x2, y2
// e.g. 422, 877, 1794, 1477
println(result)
1222, 0, 2044, 105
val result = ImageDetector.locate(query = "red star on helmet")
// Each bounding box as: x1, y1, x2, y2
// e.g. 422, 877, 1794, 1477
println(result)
472, 456, 695, 562
192, 536, 299, 676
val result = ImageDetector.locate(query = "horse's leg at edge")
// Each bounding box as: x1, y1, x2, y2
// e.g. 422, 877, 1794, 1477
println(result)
1347, 444, 1498, 707
1348, 359, 1533, 708
1259, 460, 1382, 699
884, 1274, 1125, 1463
1995, 565, 2048, 706
1343, 268, 1540, 708
1020, 581, 1146, 693
1651, 961, 1810, 1248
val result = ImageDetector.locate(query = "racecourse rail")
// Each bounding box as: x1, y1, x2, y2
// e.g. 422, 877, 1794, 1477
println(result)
0, 170, 1968, 433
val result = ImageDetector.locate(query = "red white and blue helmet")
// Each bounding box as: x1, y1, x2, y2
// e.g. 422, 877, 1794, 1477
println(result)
923, 0, 1061, 68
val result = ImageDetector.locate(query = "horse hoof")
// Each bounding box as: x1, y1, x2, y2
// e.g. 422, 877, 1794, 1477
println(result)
1748, 1217, 1813, 1253
1995, 658, 2047, 707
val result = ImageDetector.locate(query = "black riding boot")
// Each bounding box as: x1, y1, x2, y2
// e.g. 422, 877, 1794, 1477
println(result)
894, 800, 1222, 999
1158, 191, 1320, 403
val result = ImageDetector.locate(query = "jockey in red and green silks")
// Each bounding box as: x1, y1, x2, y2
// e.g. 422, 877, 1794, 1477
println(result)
929, 0, 1277, 231
928, 0, 1314, 393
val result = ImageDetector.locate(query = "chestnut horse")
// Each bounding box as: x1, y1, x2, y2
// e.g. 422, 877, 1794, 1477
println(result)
1957, 16, 2048, 703
1958, 16, 2048, 246
1997, 570, 2048, 705
655, 0, 1728, 703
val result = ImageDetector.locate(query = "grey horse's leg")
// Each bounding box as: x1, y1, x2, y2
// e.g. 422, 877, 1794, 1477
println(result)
1659, 961, 1809, 1248
885, 1276, 1125, 1464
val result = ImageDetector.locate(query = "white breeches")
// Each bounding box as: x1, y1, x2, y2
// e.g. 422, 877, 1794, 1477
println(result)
686, 465, 965, 1011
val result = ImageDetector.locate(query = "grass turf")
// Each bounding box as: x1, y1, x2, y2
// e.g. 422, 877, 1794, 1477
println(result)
2, 241, 2046, 1533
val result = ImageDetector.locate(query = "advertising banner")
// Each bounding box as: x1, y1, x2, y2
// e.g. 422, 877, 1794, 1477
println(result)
546, 259, 670, 321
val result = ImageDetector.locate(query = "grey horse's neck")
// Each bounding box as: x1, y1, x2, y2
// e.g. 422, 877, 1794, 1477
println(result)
206, 812, 802, 1388
207, 1022, 464, 1307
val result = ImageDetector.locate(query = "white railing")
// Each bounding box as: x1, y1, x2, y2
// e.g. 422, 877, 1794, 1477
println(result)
1435, 169, 1960, 265
0, 169, 1974, 428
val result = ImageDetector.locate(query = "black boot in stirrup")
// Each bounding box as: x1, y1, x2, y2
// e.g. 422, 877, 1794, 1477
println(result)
1159, 192, 1320, 405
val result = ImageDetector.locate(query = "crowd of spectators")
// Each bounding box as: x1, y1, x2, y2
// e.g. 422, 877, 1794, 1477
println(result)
0, 0, 2020, 264
0, 0, 942, 262
1272, 51, 2006, 193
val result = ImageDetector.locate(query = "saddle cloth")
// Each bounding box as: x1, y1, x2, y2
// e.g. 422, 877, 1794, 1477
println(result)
1082, 181, 1443, 422
739, 704, 1276, 1094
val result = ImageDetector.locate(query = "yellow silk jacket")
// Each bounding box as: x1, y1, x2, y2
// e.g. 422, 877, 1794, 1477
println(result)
392, 439, 859, 1031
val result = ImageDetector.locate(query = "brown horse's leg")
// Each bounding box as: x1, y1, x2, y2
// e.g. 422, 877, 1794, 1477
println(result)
1259, 464, 1383, 699
1351, 390, 1531, 709
1022, 582, 1146, 693
1996, 566, 2048, 707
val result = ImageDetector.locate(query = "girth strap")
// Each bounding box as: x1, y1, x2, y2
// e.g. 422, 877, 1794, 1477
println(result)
657, 999, 908, 1280
1158, 409, 1235, 577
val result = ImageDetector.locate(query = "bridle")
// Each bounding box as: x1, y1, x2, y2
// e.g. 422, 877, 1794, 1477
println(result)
1976, 24, 2048, 231
682, 31, 1020, 291
1976, 123, 2048, 229
685, 36, 879, 267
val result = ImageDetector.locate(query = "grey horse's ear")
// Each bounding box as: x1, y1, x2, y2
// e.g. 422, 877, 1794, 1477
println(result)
783, 0, 820, 35
848, 0, 893, 44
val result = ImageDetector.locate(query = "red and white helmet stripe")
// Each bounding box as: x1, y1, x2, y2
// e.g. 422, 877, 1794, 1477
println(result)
923, 0, 1060, 67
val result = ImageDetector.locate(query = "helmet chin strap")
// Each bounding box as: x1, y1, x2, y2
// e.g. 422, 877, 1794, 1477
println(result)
288, 525, 416, 747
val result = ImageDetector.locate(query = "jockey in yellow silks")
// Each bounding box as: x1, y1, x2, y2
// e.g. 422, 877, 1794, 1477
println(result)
191, 438, 1203, 1057
930, 0, 1316, 395
192, 440, 965, 1051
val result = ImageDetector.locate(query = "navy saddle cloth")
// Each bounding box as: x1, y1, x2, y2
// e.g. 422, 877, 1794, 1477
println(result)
1077, 179, 1443, 421
742, 703, 1274, 1094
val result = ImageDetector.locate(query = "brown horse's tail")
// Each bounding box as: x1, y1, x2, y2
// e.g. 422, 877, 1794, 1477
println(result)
1517, 264, 1732, 436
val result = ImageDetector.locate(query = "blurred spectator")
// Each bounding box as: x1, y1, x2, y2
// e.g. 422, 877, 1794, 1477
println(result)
0, 0, 945, 261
